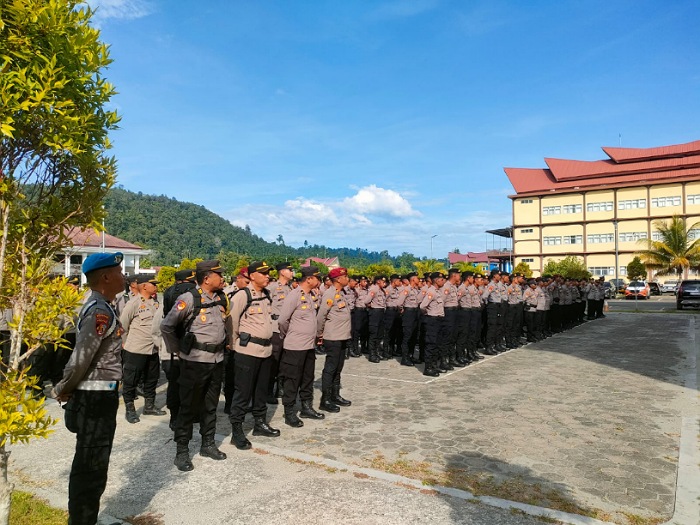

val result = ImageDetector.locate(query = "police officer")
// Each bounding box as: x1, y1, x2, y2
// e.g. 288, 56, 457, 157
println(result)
161, 260, 230, 471
351, 276, 369, 355
399, 272, 421, 366
344, 275, 361, 358
384, 274, 404, 358
120, 274, 166, 424
277, 266, 325, 426
364, 276, 387, 362
317, 267, 353, 411
52, 252, 125, 525
229, 261, 279, 450
481, 270, 503, 355
420, 271, 446, 376
442, 268, 463, 368
267, 262, 294, 404
114, 274, 138, 316
222, 268, 251, 414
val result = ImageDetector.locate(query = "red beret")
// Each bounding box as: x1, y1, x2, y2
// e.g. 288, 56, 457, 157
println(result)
328, 267, 348, 279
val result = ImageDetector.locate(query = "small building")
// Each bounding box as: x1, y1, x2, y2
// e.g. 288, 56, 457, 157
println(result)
55, 228, 152, 283
448, 251, 509, 273
301, 256, 340, 270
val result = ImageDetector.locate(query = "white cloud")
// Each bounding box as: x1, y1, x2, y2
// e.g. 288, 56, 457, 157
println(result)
342, 184, 421, 219
86, 0, 153, 22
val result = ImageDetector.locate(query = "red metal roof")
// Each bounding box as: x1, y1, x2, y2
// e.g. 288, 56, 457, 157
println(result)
65, 227, 143, 250
448, 252, 498, 264
602, 139, 700, 163
544, 154, 700, 182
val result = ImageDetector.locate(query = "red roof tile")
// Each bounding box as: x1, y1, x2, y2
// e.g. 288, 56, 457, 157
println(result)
602, 139, 700, 163
544, 154, 700, 181
65, 227, 143, 250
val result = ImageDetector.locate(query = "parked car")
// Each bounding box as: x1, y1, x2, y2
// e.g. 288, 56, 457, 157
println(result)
624, 280, 650, 299
648, 282, 661, 296
661, 280, 679, 293
609, 278, 627, 293
602, 282, 614, 299
676, 280, 700, 309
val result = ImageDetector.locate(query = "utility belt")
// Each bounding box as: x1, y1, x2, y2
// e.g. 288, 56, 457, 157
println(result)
444, 306, 459, 311
192, 341, 226, 353
386, 306, 400, 311
239, 332, 272, 347
76, 380, 120, 391
179, 332, 225, 355
271, 314, 279, 320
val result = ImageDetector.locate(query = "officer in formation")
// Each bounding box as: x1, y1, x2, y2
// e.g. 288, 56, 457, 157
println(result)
52, 252, 125, 525
267, 261, 294, 404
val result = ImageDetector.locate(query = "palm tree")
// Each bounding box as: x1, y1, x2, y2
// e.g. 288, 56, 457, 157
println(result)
636, 216, 700, 278
413, 259, 446, 276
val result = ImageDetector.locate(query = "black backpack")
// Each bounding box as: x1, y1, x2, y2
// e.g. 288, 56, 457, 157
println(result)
232, 287, 272, 319
175, 287, 230, 338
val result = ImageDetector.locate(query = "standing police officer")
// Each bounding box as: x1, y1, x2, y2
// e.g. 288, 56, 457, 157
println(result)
267, 262, 294, 404
52, 252, 125, 525
420, 271, 446, 377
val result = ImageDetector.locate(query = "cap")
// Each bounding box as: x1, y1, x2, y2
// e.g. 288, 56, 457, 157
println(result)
174, 269, 195, 281
82, 252, 123, 275
196, 260, 223, 274
300, 265, 321, 278
447, 268, 460, 275
237, 267, 250, 278
373, 275, 386, 283
67, 275, 81, 286
135, 274, 159, 284
359, 275, 368, 281
349, 275, 360, 281
248, 261, 271, 275
528, 279, 537, 286
475, 273, 484, 278
430, 271, 446, 280
389, 273, 401, 281
405, 272, 418, 279
275, 262, 293, 271
461, 271, 474, 280
329, 267, 348, 279
423, 273, 432, 280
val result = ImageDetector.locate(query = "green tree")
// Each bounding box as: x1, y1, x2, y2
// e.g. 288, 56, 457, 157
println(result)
0, 1, 118, 519
413, 259, 445, 276
452, 261, 481, 273
513, 261, 533, 278
636, 216, 700, 278
364, 262, 396, 279
626, 256, 647, 281
542, 256, 590, 279
157, 266, 176, 290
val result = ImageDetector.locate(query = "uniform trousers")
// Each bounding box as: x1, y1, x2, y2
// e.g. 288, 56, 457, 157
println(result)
351, 308, 368, 352
400, 308, 419, 360
161, 355, 181, 422
321, 340, 348, 391
418, 314, 427, 361
505, 303, 523, 344
267, 332, 283, 395
222, 350, 235, 408
441, 308, 459, 359
550, 303, 562, 331
423, 315, 442, 366
122, 351, 160, 403
383, 307, 401, 355
455, 309, 470, 354
64, 389, 118, 525
367, 308, 385, 355
524, 309, 538, 340
465, 308, 482, 352
229, 352, 272, 424
279, 348, 316, 405
484, 302, 500, 347
586, 299, 596, 319
175, 358, 223, 443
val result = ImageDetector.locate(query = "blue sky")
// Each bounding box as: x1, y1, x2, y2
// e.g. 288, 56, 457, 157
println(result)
88, 0, 700, 257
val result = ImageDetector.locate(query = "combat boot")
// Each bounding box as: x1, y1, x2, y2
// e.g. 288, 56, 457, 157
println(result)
319, 389, 340, 413
423, 360, 439, 377
368, 344, 380, 363
284, 405, 304, 427
174, 441, 193, 472
124, 402, 140, 424
442, 357, 454, 371
331, 385, 351, 406
450, 356, 466, 368
143, 398, 166, 416
299, 400, 325, 420
350, 341, 361, 358
200, 438, 227, 460
230, 422, 252, 450
253, 417, 281, 437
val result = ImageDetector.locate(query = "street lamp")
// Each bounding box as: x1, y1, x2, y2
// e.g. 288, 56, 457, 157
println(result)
613, 220, 619, 296
430, 234, 438, 260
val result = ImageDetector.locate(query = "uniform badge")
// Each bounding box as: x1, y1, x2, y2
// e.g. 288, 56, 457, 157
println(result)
115, 327, 124, 338
200, 314, 207, 322
327, 299, 334, 306
301, 295, 306, 301
279, 294, 285, 299
334, 294, 340, 299
301, 304, 307, 310
176, 300, 186, 311
257, 307, 262, 313
338, 302, 346, 308
95, 313, 109, 336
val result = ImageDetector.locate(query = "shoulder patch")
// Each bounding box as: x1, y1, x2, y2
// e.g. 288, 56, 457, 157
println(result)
327, 299, 334, 306
95, 313, 110, 336
176, 300, 186, 311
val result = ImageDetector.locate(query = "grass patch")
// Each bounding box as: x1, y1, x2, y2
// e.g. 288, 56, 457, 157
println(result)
10, 491, 66, 525
124, 512, 165, 525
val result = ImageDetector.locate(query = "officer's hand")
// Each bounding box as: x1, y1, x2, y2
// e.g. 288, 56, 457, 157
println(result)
316, 336, 323, 346
54, 392, 72, 403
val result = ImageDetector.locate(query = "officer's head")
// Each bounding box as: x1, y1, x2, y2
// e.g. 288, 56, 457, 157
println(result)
430, 272, 446, 287
135, 274, 159, 297
447, 268, 460, 284
275, 262, 294, 281
405, 272, 419, 286
196, 260, 225, 291
247, 261, 271, 289
329, 267, 349, 286
300, 266, 321, 288
83, 252, 125, 301
236, 268, 250, 289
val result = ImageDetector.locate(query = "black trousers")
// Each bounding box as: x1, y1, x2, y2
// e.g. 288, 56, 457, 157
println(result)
174, 359, 223, 443
64, 389, 118, 525
424, 315, 442, 365
279, 348, 316, 406
401, 308, 419, 360
485, 303, 500, 347
550, 303, 562, 331
351, 308, 368, 351
322, 340, 348, 391
465, 308, 482, 351
367, 308, 385, 355
524, 309, 538, 340
229, 352, 272, 424
122, 351, 160, 403
223, 350, 235, 407
418, 314, 427, 361
383, 308, 401, 355
455, 309, 470, 353
267, 332, 283, 395
442, 308, 459, 359
161, 356, 180, 418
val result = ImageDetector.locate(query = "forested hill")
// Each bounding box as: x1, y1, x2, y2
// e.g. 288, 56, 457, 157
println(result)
104, 187, 407, 267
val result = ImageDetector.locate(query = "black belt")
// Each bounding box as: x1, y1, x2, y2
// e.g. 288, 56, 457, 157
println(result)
444, 306, 459, 310
192, 341, 226, 353
386, 306, 400, 310
403, 307, 419, 310
271, 314, 279, 320
249, 336, 272, 346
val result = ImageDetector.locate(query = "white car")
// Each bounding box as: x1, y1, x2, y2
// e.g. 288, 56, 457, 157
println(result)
661, 280, 679, 293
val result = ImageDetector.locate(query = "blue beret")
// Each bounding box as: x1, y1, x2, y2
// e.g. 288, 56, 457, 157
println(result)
82, 252, 123, 275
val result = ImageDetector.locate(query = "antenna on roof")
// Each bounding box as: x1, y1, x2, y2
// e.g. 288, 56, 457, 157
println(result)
619, 133, 622, 147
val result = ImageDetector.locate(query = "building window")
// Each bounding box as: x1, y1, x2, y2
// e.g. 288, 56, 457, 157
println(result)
619, 267, 627, 276
543, 236, 562, 245
562, 204, 582, 214
542, 206, 561, 216
619, 232, 648, 242
687, 194, 700, 205
588, 266, 614, 276
563, 235, 582, 244
651, 231, 662, 241
520, 199, 533, 204
521, 258, 534, 263
688, 229, 700, 240
69, 254, 83, 264
617, 199, 646, 210
586, 201, 614, 212
520, 228, 533, 234
651, 196, 681, 207
587, 233, 615, 243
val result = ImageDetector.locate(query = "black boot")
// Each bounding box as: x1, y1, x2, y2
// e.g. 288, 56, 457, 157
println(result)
368, 344, 380, 363
284, 405, 304, 427
266, 380, 278, 405
442, 357, 454, 371
143, 398, 166, 416
350, 342, 361, 358
331, 385, 351, 407
174, 441, 193, 472
319, 389, 340, 413
253, 417, 281, 437
125, 401, 140, 424
450, 356, 466, 368
200, 438, 227, 460
299, 400, 325, 420
223, 401, 231, 415
423, 360, 439, 377
230, 422, 252, 450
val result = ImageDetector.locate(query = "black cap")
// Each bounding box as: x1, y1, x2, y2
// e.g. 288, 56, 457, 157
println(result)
359, 275, 368, 281
196, 260, 223, 274
373, 275, 386, 283
135, 274, 159, 284
430, 271, 446, 280
405, 272, 418, 279
423, 273, 432, 280
461, 271, 474, 280
447, 268, 460, 275
300, 266, 321, 278
390, 274, 401, 281
248, 261, 271, 275
275, 262, 293, 271
175, 269, 195, 281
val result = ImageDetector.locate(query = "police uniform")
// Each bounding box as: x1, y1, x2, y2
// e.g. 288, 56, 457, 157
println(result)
266, 262, 294, 404
351, 277, 370, 354
399, 273, 421, 366
441, 269, 462, 368
161, 260, 230, 471
52, 252, 124, 525
364, 277, 387, 362
344, 277, 361, 358
419, 272, 446, 376
481, 272, 503, 354
383, 275, 405, 357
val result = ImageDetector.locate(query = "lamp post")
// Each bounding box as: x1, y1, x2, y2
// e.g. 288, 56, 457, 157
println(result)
430, 234, 438, 260
613, 220, 619, 297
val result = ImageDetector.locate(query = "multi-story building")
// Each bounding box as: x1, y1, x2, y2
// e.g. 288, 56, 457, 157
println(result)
504, 139, 700, 279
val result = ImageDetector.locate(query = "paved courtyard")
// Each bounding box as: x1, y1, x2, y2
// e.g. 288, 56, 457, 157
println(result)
9, 312, 699, 525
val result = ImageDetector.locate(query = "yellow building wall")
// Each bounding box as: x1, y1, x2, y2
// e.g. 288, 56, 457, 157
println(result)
512, 198, 539, 227
583, 190, 616, 221
649, 183, 684, 217
541, 224, 584, 255
617, 219, 650, 248
686, 182, 700, 215
539, 194, 584, 224
515, 240, 541, 255
616, 187, 649, 219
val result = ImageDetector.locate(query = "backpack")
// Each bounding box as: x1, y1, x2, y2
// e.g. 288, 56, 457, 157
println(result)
175, 287, 230, 338
233, 287, 272, 319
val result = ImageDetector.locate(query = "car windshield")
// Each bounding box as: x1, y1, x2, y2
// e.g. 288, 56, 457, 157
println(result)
629, 281, 645, 287
682, 282, 700, 290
